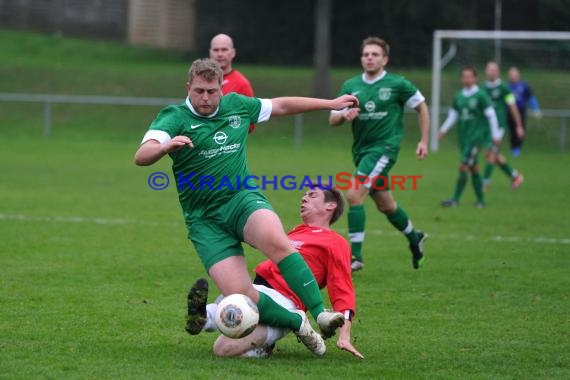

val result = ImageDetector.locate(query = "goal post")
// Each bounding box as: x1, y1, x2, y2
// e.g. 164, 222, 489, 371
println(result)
430, 30, 570, 152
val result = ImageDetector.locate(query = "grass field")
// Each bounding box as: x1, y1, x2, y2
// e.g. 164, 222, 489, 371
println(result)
1, 30, 569, 379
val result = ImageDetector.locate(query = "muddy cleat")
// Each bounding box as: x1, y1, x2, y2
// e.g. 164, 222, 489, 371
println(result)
441, 199, 459, 208
317, 310, 345, 339
294, 310, 326, 356
512, 174, 524, 189
409, 231, 427, 269
350, 259, 364, 272
185, 278, 209, 335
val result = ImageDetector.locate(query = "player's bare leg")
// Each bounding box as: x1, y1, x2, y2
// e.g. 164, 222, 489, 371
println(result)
372, 190, 426, 269
213, 325, 274, 357
244, 209, 343, 338
346, 179, 370, 271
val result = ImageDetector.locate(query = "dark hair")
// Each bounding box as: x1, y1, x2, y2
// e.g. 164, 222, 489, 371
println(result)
311, 183, 345, 225
461, 65, 478, 77
361, 36, 390, 56
188, 58, 223, 85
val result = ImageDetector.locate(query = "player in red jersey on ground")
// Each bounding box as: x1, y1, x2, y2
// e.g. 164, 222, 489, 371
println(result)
187, 185, 363, 359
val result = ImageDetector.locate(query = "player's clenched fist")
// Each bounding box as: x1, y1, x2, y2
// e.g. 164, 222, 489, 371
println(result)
330, 94, 359, 111
164, 136, 193, 153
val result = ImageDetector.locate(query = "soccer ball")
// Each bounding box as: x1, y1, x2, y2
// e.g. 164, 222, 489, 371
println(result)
215, 294, 259, 339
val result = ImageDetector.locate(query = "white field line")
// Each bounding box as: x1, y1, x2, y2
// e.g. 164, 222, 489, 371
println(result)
1, 213, 569, 245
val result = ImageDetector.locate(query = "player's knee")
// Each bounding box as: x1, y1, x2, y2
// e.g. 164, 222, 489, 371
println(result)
346, 189, 365, 206
213, 340, 235, 357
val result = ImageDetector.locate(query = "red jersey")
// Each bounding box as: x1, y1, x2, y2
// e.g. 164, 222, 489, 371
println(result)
222, 70, 255, 133
255, 224, 356, 316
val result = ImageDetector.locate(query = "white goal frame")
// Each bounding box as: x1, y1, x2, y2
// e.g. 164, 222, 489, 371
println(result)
430, 30, 570, 151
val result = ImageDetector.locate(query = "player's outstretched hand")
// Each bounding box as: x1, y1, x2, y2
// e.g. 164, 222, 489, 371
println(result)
164, 136, 193, 153
330, 94, 359, 111
416, 141, 428, 160
337, 337, 364, 359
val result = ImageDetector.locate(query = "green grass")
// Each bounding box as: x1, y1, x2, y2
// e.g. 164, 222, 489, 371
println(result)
1, 29, 569, 379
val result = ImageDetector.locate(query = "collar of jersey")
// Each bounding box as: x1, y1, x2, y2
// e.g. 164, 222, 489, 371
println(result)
462, 85, 479, 97
185, 97, 220, 118
486, 79, 502, 87
361, 70, 387, 85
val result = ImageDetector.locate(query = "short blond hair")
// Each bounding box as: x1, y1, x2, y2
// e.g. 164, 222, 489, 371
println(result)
188, 58, 223, 85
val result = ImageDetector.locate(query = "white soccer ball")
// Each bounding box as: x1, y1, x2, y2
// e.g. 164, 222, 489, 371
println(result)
215, 294, 259, 339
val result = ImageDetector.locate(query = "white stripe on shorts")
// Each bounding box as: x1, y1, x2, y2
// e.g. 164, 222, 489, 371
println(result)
364, 155, 390, 189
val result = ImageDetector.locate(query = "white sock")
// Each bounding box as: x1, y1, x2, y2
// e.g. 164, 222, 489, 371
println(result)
204, 303, 218, 332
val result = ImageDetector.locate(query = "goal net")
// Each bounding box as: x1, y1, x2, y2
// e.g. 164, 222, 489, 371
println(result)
430, 30, 570, 152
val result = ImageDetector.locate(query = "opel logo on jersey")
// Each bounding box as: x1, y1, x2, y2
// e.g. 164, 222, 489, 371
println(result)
379, 87, 391, 101
213, 131, 228, 145
228, 115, 241, 128
365, 101, 376, 112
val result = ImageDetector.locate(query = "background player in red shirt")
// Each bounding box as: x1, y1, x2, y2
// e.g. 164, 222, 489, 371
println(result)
187, 184, 363, 359
209, 33, 256, 133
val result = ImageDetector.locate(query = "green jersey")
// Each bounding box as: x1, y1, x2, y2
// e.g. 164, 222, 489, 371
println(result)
337, 72, 424, 161
451, 86, 493, 144
143, 93, 271, 224
484, 80, 515, 129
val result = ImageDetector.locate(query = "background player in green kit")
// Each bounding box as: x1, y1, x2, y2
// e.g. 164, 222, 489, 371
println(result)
329, 37, 429, 271
483, 61, 525, 191
134, 59, 358, 356
439, 66, 502, 208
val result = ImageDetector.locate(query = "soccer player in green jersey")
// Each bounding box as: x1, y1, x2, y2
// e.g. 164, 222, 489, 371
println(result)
134, 59, 358, 356
439, 66, 502, 208
329, 37, 429, 271
482, 61, 525, 190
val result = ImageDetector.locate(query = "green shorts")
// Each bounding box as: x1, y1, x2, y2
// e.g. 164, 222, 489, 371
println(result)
187, 190, 274, 271
459, 141, 483, 166
354, 151, 396, 193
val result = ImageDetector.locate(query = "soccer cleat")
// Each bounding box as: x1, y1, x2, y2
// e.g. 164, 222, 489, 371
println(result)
512, 174, 524, 189
440, 199, 459, 207
473, 201, 485, 208
316, 310, 345, 339
243, 344, 275, 358
511, 148, 521, 157
185, 278, 209, 335
294, 310, 326, 356
350, 259, 364, 272
409, 231, 427, 269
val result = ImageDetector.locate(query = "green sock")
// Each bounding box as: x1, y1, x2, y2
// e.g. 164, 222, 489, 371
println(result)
348, 204, 366, 262
277, 253, 324, 320
452, 170, 468, 201
498, 162, 515, 178
386, 205, 419, 245
483, 163, 494, 181
257, 291, 302, 331
472, 172, 485, 203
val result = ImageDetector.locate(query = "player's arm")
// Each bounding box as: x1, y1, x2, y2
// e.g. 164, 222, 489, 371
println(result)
270, 95, 358, 116
329, 107, 360, 126
484, 106, 502, 145
505, 93, 525, 138
439, 108, 459, 140
336, 319, 364, 359
414, 102, 429, 159
134, 135, 193, 166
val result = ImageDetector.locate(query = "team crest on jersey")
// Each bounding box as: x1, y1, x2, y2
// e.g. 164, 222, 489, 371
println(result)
228, 115, 241, 128
468, 98, 478, 109
214, 131, 228, 144
378, 87, 391, 101
365, 101, 376, 112
492, 89, 500, 98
